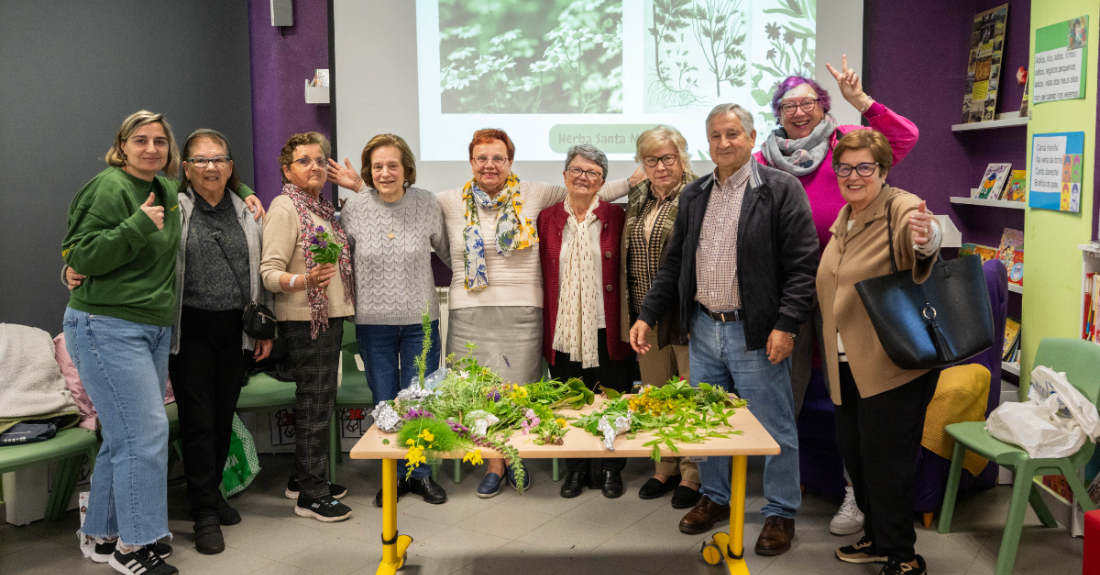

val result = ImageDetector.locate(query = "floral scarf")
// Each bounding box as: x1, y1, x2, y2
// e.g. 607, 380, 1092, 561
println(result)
553, 198, 600, 369
461, 173, 538, 291
761, 115, 839, 176
281, 183, 355, 338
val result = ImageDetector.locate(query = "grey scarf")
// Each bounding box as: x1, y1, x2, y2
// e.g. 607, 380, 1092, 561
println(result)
761, 115, 839, 177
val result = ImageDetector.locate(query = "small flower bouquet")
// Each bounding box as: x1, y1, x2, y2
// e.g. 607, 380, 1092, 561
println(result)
309, 225, 343, 264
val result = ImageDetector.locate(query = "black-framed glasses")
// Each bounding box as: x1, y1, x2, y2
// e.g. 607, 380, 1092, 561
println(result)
835, 162, 881, 177
642, 154, 679, 168
567, 166, 603, 180
292, 157, 326, 168
780, 99, 818, 116
187, 156, 230, 168
473, 156, 509, 166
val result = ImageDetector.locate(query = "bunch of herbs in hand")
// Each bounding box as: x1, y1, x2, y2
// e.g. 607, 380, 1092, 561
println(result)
309, 225, 343, 264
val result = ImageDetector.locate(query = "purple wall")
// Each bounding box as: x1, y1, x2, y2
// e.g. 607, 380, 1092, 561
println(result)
248, 0, 331, 207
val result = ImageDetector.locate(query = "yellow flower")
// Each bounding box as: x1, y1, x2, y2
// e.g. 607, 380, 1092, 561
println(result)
556, 418, 567, 428
419, 430, 435, 442
462, 450, 484, 465
406, 439, 415, 446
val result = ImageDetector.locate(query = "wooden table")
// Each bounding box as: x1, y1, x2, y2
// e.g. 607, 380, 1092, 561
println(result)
350, 397, 780, 575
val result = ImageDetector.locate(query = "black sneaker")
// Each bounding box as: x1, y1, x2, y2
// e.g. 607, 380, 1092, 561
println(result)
879, 555, 927, 575
109, 545, 178, 575
285, 477, 348, 499
92, 539, 171, 564
836, 536, 888, 564
295, 494, 352, 522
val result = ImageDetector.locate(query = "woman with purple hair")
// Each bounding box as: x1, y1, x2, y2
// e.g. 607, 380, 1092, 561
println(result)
753, 54, 921, 539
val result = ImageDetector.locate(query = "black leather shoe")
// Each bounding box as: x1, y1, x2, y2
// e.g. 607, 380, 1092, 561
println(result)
601, 470, 624, 498
671, 485, 702, 509
638, 475, 681, 500
409, 476, 448, 505
216, 498, 242, 526
373, 476, 411, 507
560, 471, 587, 498
193, 515, 224, 555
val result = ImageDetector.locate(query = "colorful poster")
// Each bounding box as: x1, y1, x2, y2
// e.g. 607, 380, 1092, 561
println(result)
1034, 16, 1089, 103
961, 5, 1009, 124
1029, 131, 1085, 212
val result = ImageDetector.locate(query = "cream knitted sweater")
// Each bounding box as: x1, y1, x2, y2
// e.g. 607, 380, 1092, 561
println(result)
437, 178, 629, 310
260, 195, 355, 322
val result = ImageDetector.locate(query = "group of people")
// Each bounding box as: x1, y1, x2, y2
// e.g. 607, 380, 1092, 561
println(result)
61, 56, 941, 575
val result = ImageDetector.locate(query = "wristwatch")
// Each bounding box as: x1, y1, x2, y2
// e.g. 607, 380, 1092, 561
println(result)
787, 332, 797, 340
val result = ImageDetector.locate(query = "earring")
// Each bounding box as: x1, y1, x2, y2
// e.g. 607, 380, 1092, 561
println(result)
404, 180, 411, 189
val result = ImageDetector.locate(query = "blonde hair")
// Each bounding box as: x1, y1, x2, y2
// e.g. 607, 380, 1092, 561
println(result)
278, 132, 331, 184
105, 110, 181, 178
359, 134, 417, 189
634, 125, 696, 182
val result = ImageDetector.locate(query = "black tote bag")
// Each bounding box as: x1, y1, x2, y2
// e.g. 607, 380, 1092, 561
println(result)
854, 199, 994, 370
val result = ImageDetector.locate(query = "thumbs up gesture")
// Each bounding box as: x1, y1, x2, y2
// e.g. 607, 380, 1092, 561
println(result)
140, 192, 164, 230
908, 200, 932, 245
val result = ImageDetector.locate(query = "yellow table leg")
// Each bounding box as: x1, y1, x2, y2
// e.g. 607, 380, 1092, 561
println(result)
703, 455, 750, 574
377, 459, 413, 574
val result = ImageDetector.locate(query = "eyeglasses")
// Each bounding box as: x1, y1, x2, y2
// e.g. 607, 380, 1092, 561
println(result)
835, 162, 881, 177
780, 99, 818, 116
186, 156, 230, 168
567, 166, 603, 180
292, 157, 326, 168
473, 156, 509, 166
642, 154, 679, 168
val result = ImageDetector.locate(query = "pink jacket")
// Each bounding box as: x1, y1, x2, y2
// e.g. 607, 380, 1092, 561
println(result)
753, 102, 919, 256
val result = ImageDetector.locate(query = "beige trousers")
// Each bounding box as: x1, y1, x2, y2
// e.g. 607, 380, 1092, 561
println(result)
638, 328, 699, 483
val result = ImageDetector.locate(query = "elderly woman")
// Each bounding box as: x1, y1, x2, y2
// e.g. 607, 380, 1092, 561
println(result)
62, 111, 261, 575
620, 125, 701, 509
538, 144, 633, 499
261, 131, 355, 522
166, 129, 272, 554
818, 130, 940, 575
329, 128, 640, 497
754, 55, 920, 535
340, 133, 451, 506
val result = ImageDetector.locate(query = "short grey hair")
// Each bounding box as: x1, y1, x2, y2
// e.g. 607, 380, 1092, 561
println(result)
705, 103, 754, 135
565, 144, 609, 179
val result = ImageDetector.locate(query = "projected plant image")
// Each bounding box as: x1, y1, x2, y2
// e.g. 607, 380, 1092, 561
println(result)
439, 0, 623, 114
645, 0, 816, 125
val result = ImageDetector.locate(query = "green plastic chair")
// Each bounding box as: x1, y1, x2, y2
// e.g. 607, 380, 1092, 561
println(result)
0, 427, 98, 521
938, 338, 1100, 575
330, 324, 374, 481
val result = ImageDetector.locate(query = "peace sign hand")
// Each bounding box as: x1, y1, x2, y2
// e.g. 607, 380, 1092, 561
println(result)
825, 54, 874, 113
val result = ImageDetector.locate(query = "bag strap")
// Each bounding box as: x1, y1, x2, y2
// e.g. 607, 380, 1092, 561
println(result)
209, 230, 253, 306
884, 195, 899, 274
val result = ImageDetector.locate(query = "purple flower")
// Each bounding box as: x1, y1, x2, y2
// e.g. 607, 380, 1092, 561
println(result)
403, 408, 434, 420
319, 240, 329, 249
310, 236, 320, 246
487, 390, 501, 402
315, 225, 325, 233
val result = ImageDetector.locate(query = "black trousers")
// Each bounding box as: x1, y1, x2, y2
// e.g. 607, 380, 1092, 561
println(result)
281, 319, 345, 500
168, 307, 250, 519
834, 362, 939, 562
548, 329, 635, 474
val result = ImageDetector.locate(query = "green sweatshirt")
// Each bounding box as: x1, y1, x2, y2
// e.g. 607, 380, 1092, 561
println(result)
62, 167, 255, 326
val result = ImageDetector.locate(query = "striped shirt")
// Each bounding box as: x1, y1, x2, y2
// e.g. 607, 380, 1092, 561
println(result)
695, 162, 752, 311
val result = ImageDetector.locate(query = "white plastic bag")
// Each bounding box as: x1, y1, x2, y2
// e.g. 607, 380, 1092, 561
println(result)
986, 366, 1100, 459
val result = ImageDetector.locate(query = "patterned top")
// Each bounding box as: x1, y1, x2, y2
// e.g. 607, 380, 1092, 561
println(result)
627, 183, 679, 316
182, 192, 249, 311
695, 162, 752, 312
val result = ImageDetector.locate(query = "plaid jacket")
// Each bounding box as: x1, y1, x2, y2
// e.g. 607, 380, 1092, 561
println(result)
619, 179, 683, 349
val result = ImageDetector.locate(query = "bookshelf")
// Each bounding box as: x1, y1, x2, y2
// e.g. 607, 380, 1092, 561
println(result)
949, 195, 1027, 209
1001, 361, 1019, 376
950, 112, 1029, 132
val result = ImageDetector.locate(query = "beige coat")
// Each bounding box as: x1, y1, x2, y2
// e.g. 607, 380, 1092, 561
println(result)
817, 185, 938, 404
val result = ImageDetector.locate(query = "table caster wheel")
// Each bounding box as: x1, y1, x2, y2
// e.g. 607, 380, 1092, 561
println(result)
701, 541, 722, 565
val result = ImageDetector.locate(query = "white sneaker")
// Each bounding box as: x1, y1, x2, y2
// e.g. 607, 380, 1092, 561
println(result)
830, 486, 865, 536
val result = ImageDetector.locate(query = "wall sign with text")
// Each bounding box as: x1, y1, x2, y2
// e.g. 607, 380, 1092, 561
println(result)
1029, 131, 1085, 212
1033, 16, 1088, 104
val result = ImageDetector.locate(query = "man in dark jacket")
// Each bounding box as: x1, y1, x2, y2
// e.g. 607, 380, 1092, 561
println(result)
630, 103, 818, 556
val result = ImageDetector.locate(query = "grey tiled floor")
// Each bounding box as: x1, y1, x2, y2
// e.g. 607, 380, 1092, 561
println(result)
0, 454, 1085, 574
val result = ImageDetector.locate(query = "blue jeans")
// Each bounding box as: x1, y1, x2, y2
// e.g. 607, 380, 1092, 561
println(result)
356, 320, 441, 479
690, 308, 801, 519
63, 307, 171, 545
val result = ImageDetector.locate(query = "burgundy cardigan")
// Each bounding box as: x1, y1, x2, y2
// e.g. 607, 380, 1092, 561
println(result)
538, 198, 630, 366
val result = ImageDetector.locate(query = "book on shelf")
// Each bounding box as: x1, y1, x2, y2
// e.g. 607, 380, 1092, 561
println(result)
1004, 170, 1027, 201
1018, 73, 1030, 118
976, 163, 1013, 199
1008, 250, 1023, 287
1003, 318, 1021, 361
959, 242, 998, 263
997, 228, 1023, 265
961, 4, 1009, 123
1085, 273, 1100, 343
